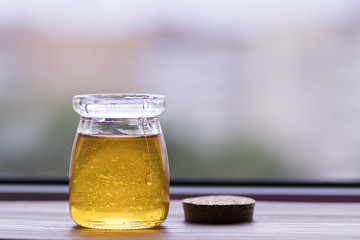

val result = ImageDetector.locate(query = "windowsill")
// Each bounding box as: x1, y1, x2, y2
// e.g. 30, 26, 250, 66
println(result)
1, 184, 360, 202
0, 200, 359, 239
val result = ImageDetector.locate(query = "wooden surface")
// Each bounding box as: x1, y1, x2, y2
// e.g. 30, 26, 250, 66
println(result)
0, 200, 360, 239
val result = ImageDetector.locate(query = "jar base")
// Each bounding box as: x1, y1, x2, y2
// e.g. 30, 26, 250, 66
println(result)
76, 219, 165, 230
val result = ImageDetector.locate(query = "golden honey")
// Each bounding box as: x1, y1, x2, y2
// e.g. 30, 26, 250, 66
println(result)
69, 133, 169, 229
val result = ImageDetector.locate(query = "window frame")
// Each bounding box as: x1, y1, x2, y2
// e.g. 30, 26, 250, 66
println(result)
1, 179, 360, 202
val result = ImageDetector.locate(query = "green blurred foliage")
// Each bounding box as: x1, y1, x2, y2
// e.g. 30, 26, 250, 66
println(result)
165, 131, 291, 181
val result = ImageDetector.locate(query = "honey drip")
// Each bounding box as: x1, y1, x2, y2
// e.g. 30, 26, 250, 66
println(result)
139, 117, 153, 186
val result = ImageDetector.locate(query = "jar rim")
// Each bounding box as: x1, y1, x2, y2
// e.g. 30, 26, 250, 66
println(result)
73, 93, 165, 101
72, 93, 166, 118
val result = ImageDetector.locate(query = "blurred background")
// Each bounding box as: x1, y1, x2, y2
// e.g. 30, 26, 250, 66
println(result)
1, 0, 360, 182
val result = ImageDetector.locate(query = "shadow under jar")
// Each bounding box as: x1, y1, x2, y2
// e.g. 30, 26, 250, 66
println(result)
69, 94, 169, 229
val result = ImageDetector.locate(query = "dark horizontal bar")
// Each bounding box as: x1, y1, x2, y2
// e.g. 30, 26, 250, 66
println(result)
171, 194, 360, 202
0, 178, 68, 185
1, 184, 360, 202
0, 193, 69, 201
170, 179, 360, 188
2, 192, 360, 202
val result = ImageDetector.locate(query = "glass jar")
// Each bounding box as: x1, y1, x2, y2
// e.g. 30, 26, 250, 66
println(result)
69, 94, 169, 229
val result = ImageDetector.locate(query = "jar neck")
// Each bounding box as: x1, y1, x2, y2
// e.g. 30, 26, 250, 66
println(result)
77, 117, 162, 136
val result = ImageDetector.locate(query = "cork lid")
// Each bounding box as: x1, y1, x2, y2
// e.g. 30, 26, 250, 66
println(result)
182, 195, 255, 223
